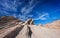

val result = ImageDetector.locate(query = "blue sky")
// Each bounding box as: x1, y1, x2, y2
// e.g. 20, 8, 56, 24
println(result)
0, 0, 60, 25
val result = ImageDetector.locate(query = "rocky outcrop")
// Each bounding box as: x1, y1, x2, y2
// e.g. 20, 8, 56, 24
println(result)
0, 16, 21, 30
45, 20, 60, 29
16, 18, 33, 38
29, 20, 60, 38
0, 16, 60, 38
0, 16, 33, 38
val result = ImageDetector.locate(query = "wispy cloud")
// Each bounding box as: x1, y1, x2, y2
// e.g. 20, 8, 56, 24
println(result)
39, 13, 49, 20
21, 0, 37, 14
17, 14, 33, 21
21, 5, 35, 14
0, 10, 9, 15
0, 0, 23, 16
19, 0, 38, 21
13, 13, 17, 18
0, 0, 35, 21
0, 0, 23, 12
33, 13, 49, 20
0, 0, 41, 21
29, 0, 34, 6
18, 14, 28, 21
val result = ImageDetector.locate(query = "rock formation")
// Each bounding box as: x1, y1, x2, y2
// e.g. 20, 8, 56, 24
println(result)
0, 16, 60, 38
0, 16, 21, 30
16, 18, 33, 38
45, 20, 60, 29
29, 20, 60, 38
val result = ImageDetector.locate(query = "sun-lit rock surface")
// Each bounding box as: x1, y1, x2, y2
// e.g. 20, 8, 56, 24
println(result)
45, 20, 60, 29
16, 18, 33, 38
0, 16, 60, 38
29, 25, 60, 38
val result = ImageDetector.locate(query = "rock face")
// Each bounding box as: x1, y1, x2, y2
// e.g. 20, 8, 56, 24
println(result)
16, 19, 33, 38
45, 20, 60, 29
0, 16, 21, 30
29, 20, 60, 38
0, 16, 60, 38
0, 16, 33, 38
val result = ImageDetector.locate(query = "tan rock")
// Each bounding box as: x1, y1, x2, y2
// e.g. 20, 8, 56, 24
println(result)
0, 16, 60, 38
45, 20, 60, 29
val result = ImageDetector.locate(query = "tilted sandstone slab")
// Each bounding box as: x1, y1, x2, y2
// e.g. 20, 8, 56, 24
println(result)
16, 25, 30, 38
0, 25, 19, 38
16, 19, 33, 38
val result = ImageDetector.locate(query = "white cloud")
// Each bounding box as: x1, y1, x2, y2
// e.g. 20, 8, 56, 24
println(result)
29, 0, 34, 6
33, 13, 49, 20
21, 0, 37, 15
17, 14, 34, 21
28, 15, 33, 17
18, 14, 28, 21
1, 1, 16, 11
20, 0, 38, 21
13, 14, 17, 18
0, 10, 9, 15
39, 13, 49, 20
21, 5, 35, 14
0, 0, 23, 12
